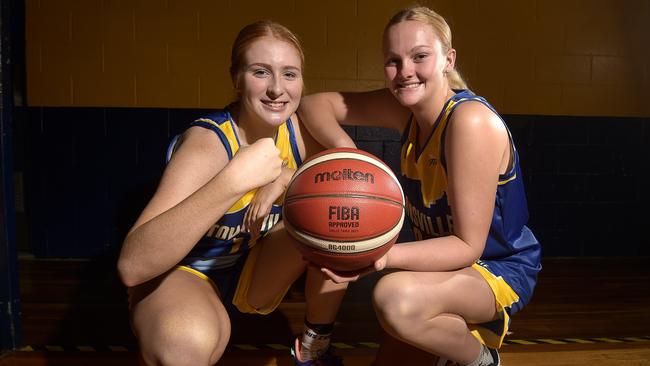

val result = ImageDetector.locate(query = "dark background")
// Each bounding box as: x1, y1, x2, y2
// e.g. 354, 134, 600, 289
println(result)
14, 106, 650, 258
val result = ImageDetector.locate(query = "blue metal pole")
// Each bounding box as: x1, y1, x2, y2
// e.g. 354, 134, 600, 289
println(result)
0, 0, 22, 352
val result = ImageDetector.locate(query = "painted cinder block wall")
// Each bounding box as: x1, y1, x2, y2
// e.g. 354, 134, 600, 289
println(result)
16, 0, 650, 257
25, 0, 650, 116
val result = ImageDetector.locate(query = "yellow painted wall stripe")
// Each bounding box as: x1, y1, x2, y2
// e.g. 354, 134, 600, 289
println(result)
266, 344, 290, 350
592, 337, 625, 343
507, 339, 538, 345
621, 337, 649, 342
358, 342, 380, 348
536, 339, 568, 344
563, 338, 596, 344
233, 344, 259, 350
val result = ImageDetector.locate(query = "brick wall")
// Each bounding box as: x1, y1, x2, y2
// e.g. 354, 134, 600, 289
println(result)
23, 0, 650, 117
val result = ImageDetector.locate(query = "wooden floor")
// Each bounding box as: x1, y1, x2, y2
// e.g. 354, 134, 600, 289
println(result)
1, 256, 649, 365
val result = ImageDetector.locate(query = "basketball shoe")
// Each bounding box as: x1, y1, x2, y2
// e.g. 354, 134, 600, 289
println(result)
463, 346, 501, 366
291, 337, 344, 366
486, 347, 501, 366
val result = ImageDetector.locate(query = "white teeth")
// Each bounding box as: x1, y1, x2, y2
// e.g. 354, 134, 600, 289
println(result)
263, 101, 286, 108
400, 83, 421, 89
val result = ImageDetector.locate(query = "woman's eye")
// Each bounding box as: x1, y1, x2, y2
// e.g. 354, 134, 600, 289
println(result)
252, 69, 270, 77
414, 53, 429, 62
384, 58, 398, 67
283, 71, 298, 80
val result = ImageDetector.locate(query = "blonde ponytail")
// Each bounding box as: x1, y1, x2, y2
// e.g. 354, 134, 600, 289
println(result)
447, 70, 467, 90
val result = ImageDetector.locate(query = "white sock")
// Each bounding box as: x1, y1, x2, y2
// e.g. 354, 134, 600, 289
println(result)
299, 326, 332, 360
464, 344, 495, 366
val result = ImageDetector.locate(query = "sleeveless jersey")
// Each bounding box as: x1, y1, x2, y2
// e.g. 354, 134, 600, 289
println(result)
399, 90, 541, 312
167, 107, 303, 270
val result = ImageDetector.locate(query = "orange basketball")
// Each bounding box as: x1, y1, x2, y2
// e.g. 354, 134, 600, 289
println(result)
283, 148, 405, 271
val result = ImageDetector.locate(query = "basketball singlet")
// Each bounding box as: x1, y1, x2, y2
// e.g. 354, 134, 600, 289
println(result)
167, 107, 303, 272
399, 90, 541, 313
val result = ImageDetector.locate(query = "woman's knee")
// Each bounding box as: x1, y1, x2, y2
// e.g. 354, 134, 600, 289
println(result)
372, 272, 422, 326
138, 315, 230, 366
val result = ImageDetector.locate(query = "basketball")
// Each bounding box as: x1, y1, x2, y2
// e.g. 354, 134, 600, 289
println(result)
283, 148, 405, 271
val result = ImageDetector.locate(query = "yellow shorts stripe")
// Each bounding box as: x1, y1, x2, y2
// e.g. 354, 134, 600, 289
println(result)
176, 265, 210, 281
175, 265, 221, 295
231, 244, 290, 315
468, 263, 520, 349
498, 173, 517, 185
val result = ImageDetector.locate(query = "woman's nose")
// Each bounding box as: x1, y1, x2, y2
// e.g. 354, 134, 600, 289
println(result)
267, 77, 283, 99
398, 60, 414, 79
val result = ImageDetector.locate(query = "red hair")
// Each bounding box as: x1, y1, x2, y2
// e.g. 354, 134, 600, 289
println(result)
229, 20, 305, 88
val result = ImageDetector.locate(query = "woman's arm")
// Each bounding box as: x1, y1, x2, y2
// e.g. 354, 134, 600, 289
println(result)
117, 127, 283, 287
384, 102, 511, 272
298, 89, 410, 149
243, 165, 295, 239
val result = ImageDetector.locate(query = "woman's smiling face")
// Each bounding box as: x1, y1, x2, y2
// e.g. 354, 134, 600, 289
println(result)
383, 20, 451, 107
238, 36, 303, 127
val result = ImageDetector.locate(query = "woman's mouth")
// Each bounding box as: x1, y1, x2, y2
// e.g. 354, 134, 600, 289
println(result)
398, 81, 423, 90
261, 100, 288, 111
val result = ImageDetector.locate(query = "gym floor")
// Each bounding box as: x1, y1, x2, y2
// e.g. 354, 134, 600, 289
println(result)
1, 256, 649, 365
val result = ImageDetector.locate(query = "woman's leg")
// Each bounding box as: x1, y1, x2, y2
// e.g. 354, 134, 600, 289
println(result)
130, 268, 230, 366
246, 222, 347, 322
304, 264, 347, 324
245, 222, 306, 307
372, 267, 497, 364
246, 222, 348, 362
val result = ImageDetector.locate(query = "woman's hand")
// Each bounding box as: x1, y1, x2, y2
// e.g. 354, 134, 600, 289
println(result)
243, 165, 295, 239
229, 138, 284, 194
320, 252, 389, 284
243, 179, 284, 239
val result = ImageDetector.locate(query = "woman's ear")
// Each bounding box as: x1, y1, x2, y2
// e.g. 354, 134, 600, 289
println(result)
444, 48, 456, 74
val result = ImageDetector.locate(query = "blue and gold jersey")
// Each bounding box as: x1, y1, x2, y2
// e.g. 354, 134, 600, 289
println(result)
168, 107, 303, 271
400, 90, 541, 313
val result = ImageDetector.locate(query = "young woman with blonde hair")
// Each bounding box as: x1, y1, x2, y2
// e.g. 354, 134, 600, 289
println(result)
299, 6, 541, 366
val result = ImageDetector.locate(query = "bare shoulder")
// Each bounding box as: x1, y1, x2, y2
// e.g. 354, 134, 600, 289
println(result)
447, 101, 508, 142
177, 126, 228, 156
159, 126, 229, 195
127, 125, 230, 231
